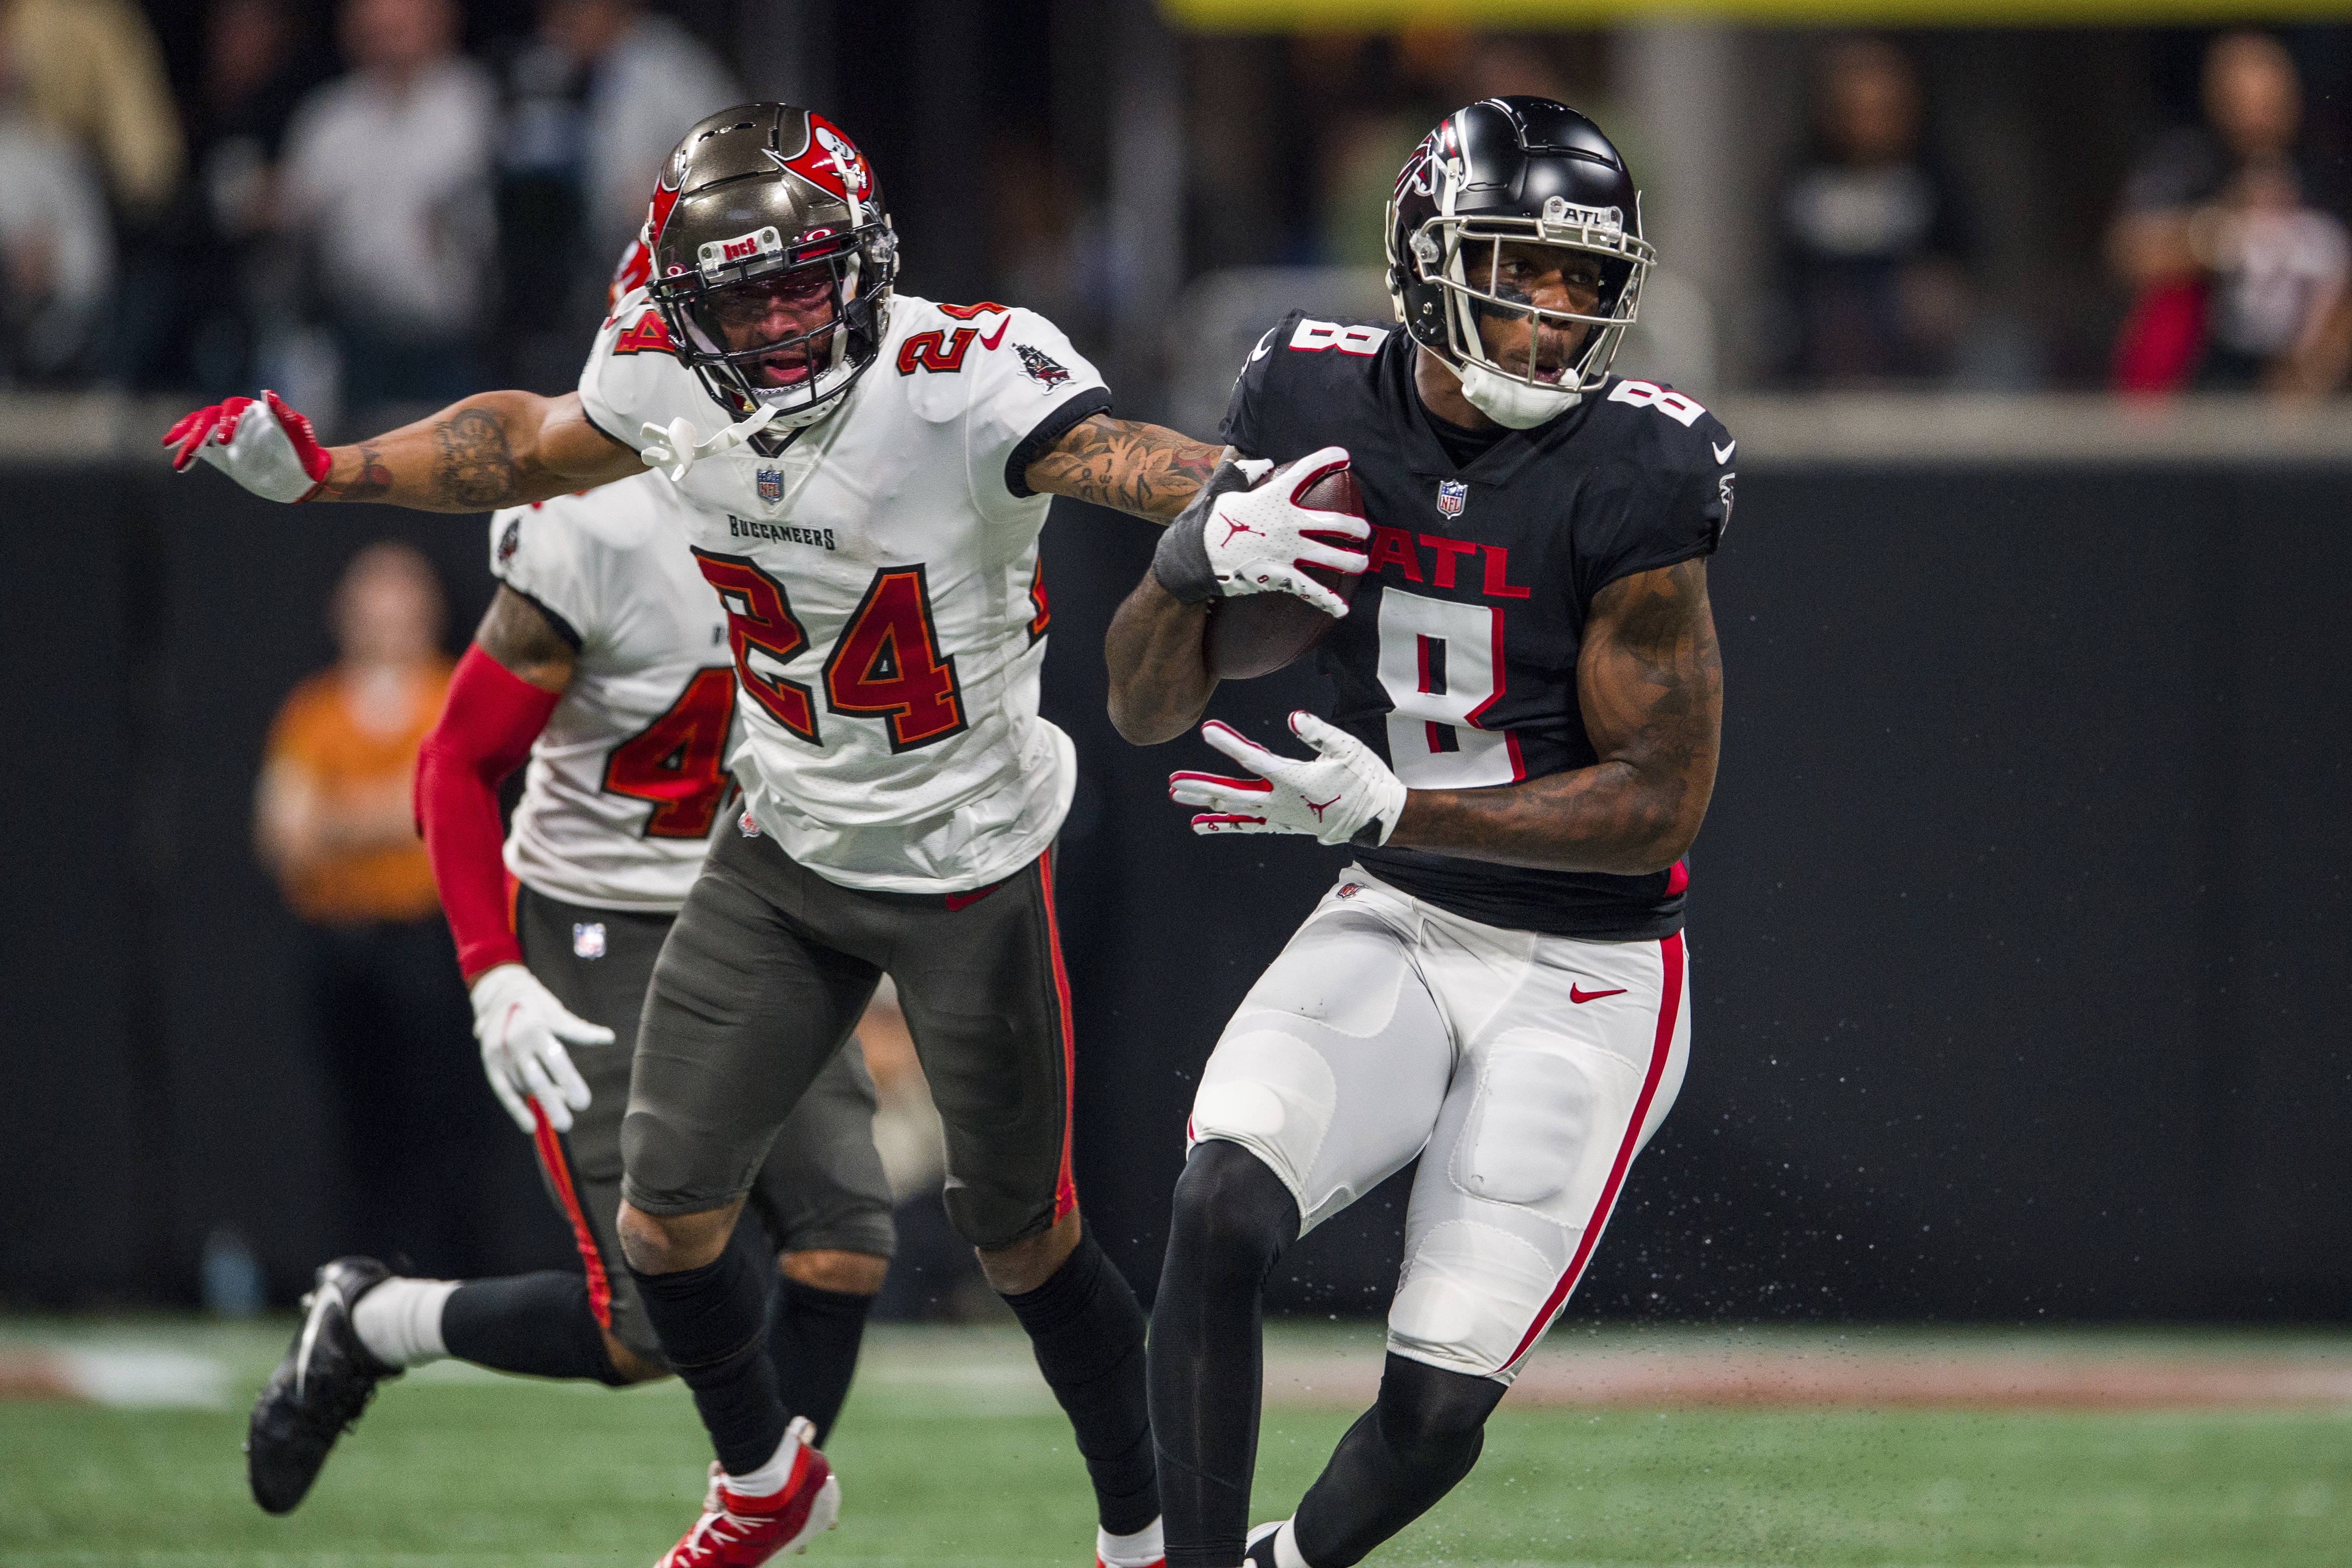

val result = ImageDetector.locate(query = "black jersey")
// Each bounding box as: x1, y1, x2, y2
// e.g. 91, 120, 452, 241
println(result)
1219, 311, 1733, 940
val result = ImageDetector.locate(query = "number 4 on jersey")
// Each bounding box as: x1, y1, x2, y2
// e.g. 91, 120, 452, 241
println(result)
602, 666, 737, 838
823, 565, 967, 752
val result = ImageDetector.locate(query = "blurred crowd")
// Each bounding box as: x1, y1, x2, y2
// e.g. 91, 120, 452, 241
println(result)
2, 1, 2344, 407
1765, 27, 2345, 394
1, 0, 731, 423
1284, 25, 2348, 396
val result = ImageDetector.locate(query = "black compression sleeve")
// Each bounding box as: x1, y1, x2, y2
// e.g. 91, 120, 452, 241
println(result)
1002, 1224, 1160, 1534
766, 1276, 874, 1447
1149, 1140, 1301, 1568
1289, 1354, 1506, 1567
442, 1272, 629, 1386
629, 1234, 787, 1475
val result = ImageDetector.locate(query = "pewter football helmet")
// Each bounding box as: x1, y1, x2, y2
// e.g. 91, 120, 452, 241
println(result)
641, 103, 898, 430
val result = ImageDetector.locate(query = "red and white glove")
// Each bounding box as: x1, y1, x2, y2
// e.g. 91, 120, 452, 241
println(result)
469, 962, 610, 1135
162, 391, 332, 502
1170, 713, 1407, 847
1153, 446, 1370, 617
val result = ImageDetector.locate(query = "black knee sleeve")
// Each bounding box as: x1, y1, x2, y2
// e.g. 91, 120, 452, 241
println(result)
629, 1234, 786, 1476
1290, 1353, 1506, 1568
442, 1272, 631, 1387
1152, 1140, 1301, 1568
766, 1275, 874, 1447
1002, 1224, 1160, 1534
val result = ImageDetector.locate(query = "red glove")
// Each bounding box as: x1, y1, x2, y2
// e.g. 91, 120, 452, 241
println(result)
163, 391, 332, 502
415, 645, 563, 980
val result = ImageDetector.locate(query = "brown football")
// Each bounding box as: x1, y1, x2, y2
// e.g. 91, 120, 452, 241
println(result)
1201, 465, 1366, 680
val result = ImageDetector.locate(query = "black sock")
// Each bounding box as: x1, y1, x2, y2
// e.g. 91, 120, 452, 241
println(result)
1001, 1223, 1160, 1534
1289, 1353, 1506, 1568
440, 1272, 629, 1385
630, 1238, 787, 1476
1149, 1141, 1300, 1568
766, 1275, 874, 1446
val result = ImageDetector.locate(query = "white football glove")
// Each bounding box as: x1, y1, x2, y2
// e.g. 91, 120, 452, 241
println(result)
1152, 446, 1370, 617
1169, 712, 1408, 847
468, 963, 610, 1135
162, 391, 332, 502
638, 402, 780, 482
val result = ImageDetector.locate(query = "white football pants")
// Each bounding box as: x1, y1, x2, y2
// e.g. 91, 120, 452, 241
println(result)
1186, 865, 1690, 1382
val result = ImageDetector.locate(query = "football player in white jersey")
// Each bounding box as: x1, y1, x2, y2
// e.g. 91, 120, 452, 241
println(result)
166, 103, 1345, 1568
242, 471, 896, 1518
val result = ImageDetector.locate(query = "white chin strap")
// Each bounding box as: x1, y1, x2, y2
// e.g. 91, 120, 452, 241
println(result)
1457, 358, 1582, 429
638, 403, 780, 482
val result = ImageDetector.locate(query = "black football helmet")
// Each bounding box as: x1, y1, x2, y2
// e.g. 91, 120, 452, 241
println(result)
639, 103, 898, 429
1386, 97, 1654, 426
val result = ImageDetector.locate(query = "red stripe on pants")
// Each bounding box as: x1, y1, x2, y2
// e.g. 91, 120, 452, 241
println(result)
1492, 930, 1684, 1374
529, 1100, 614, 1328
1035, 846, 1079, 1221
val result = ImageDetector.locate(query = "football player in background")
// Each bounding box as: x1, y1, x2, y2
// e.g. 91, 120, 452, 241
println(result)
168, 102, 1336, 1568
1102, 99, 1730, 1568
242, 464, 897, 1518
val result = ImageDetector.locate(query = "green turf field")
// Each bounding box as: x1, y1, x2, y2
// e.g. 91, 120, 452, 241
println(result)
3, 1317, 2346, 1567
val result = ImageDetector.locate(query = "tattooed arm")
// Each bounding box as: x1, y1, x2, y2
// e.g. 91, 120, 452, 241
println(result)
1092, 435, 1249, 745
1389, 557, 1722, 874
474, 586, 580, 693
314, 391, 644, 511
1022, 413, 1223, 520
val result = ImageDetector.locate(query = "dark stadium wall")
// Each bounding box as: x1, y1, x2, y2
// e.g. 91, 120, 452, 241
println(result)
0, 478, 569, 1306
1039, 467, 2352, 1325
2, 460, 2345, 1319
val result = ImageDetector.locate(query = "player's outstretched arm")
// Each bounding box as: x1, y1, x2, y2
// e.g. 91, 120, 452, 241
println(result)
1029, 414, 1222, 745
1395, 556, 1722, 874
1022, 412, 1223, 520
166, 388, 644, 511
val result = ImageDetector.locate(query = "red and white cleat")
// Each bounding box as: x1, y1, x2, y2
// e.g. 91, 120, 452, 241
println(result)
653, 1420, 841, 1568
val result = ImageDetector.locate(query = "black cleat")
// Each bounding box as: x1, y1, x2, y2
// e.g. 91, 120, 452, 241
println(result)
244, 1256, 402, 1514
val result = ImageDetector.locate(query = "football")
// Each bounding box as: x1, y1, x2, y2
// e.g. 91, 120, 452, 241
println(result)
1201, 465, 1366, 680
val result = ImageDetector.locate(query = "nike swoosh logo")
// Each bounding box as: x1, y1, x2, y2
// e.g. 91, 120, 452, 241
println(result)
293, 1279, 343, 1399
945, 881, 1004, 911
979, 318, 1011, 351
1249, 327, 1277, 362
1570, 985, 1628, 1004
1712, 440, 1736, 464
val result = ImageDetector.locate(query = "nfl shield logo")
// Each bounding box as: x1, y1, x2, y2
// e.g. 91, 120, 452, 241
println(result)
756, 467, 783, 503
1436, 480, 1468, 517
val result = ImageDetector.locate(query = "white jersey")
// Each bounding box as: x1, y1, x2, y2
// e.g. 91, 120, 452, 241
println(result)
492, 475, 738, 912
578, 290, 1110, 894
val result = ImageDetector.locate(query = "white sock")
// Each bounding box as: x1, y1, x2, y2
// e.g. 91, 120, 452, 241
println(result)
1098, 1515, 1164, 1567
1271, 1520, 1309, 1568
725, 1424, 804, 1498
349, 1277, 458, 1368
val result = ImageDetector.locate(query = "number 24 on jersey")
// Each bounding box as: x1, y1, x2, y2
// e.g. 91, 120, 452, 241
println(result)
691, 550, 969, 756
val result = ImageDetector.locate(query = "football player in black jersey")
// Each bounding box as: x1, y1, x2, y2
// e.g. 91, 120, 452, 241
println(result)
1103, 98, 1730, 1568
